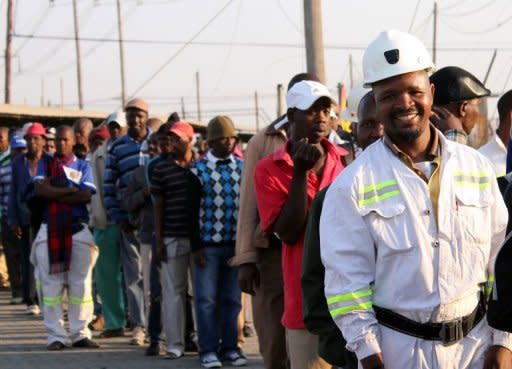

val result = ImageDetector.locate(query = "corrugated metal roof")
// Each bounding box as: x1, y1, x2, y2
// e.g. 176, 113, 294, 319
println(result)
0, 104, 109, 120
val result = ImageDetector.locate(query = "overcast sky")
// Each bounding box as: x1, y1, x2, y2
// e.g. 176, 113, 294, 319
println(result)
1, 0, 512, 130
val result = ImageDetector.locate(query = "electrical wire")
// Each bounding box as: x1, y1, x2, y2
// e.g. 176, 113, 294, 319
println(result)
412, 11, 432, 37
277, 0, 302, 35
16, 3, 96, 75
489, 56, 512, 123
408, 0, 422, 32
16, 33, 512, 52
441, 14, 512, 34
42, 3, 139, 76
440, 0, 495, 16
128, 0, 236, 99
14, 4, 53, 55
210, 0, 242, 95
439, 0, 466, 11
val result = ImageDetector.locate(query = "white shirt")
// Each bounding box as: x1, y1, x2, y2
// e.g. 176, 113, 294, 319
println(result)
478, 133, 507, 177
206, 150, 235, 164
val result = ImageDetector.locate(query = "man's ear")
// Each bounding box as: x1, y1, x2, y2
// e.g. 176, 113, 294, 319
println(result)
458, 101, 468, 117
430, 83, 435, 101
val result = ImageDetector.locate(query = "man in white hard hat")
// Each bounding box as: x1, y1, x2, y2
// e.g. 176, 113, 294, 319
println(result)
341, 82, 371, 124
320, 29, 512, 369
341, 82, 371, 156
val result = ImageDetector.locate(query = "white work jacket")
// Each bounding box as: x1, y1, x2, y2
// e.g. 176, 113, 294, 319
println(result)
478, 133, 507, 178
320, 131, 512, 361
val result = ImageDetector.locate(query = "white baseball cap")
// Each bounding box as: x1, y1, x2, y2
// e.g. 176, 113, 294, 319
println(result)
106, 111, 127, 128
286, 80, 336, 110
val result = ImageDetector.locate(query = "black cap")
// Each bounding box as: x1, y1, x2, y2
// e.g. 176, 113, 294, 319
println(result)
430, 66, 490, 105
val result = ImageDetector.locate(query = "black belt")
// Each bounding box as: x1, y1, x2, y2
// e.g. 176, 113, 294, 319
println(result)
373, 301, 486, 346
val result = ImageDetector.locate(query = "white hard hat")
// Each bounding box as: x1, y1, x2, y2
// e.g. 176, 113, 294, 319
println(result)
106, 111, 127, 128
363, 29, 435, 87
341, 82, 370, 123
286, 80, 337, 110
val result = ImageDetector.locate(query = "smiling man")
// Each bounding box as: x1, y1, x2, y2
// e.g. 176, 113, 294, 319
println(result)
320, 30, 512, 369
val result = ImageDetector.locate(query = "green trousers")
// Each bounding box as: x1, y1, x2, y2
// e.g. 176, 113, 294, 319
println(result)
94, 225, 126, 330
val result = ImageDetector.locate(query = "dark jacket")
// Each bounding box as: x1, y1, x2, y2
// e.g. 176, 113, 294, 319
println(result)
488, 178, 512, 331
121, 165, 154, 244
301, 187, 357, 369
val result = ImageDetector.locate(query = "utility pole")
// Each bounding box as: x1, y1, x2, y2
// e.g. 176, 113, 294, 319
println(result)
181, 97, 186, 119
303, 0, 326, 83
433, 0, 438, 65
254, 91, 260, 132
337, 83, 344, 115
60, 78, 64, 108
195, 71, 201, 122
349, 54, 354, 89
277, 84, 285, 117
72, 0, 84, 109
116, 0, 127, 107
40, 77, 45, 107
4, 0, 14, 103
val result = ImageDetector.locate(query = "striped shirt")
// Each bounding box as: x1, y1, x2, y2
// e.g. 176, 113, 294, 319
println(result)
103, 131, 150, 223
0, 149, 10, 221
150, 157, 201, 239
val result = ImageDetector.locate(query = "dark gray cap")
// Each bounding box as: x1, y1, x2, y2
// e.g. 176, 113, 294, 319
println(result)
430, 66, 490, 105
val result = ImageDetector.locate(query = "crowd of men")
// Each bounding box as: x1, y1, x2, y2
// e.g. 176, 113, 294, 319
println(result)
1, 29, 512, 369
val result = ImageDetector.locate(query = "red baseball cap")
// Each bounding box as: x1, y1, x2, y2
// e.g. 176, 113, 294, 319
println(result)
170, 121, 194, 141
90, 125, 110, 141
24, 122, 47, 138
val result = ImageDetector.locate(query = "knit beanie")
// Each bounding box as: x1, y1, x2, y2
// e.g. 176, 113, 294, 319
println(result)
207, 115, 236, 142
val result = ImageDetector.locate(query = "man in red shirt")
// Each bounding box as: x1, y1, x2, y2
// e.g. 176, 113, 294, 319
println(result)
254, 80, 348, 369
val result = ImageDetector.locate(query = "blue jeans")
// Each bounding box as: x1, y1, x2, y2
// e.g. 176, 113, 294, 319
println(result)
193, 246, 241, 354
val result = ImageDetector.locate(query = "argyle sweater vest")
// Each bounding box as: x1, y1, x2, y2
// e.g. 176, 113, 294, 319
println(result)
192, 156, 243, 245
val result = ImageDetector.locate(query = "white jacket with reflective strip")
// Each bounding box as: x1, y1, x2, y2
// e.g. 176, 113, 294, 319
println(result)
320, 131, 512, 361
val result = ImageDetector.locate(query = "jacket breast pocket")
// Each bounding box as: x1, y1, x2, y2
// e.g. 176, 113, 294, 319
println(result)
361, 202, 413, 256
454, 190, 491, 245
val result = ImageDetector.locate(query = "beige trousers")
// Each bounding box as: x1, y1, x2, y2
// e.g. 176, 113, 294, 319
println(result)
285, 328, 331, 369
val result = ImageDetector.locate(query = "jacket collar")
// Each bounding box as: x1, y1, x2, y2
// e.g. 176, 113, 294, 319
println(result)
265, 115, 289, 138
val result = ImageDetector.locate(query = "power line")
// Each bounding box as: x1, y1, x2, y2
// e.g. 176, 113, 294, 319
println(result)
14, 4, 53, 54
41, 3, 139, 76
14, 32, 512, 53
441, 13, 512, 34
276, 0, 302, 34
128, 0, 236, 99
408, 0, 422, 32
439, 0, 466, 11
440, 0, 495, 16
210, 0, 242, 95
15, 3, 96, 75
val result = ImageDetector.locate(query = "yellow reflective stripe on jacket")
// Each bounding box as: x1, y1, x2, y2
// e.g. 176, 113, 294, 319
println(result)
42, 295, 63, 307
358, 179, 400, 207
327, 289, 373, 318
486, 274, 495, 297
453, 171, 490, 189
35, 279, 41, 293
69, 295, 93, 305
